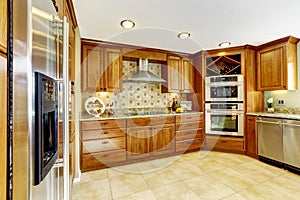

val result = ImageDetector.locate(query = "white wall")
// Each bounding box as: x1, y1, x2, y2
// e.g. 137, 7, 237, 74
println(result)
264, 42, 300, 108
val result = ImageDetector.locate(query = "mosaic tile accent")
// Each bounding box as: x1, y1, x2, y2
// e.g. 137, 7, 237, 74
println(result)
81, 61, 187, 113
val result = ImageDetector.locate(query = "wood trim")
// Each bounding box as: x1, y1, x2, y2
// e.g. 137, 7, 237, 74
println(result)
81, 38, 193, 58
203, 45, 256, 55
65, 0, 78, 27
256, 35, 299, 51
0, 55, 7, 200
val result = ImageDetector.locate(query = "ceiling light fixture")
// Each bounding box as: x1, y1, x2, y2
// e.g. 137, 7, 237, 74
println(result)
120, 19, 135, 29
218, 41, 231, 48
177, 32, 191, 39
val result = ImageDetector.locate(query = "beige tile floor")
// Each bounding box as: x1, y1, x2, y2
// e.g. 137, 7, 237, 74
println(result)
72, 151, 300, 200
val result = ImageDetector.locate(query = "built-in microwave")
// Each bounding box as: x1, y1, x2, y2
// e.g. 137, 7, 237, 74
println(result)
33, 71, 58, 185
205, 75, 244, 102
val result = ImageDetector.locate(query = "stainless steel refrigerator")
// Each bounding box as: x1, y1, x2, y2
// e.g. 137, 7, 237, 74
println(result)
11, 0, 70, 199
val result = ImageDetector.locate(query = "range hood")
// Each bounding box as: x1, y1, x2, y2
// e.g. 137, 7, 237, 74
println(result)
123, 58, 166, 84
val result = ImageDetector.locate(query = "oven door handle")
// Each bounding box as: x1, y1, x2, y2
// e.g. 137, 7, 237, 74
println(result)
206, 82, 243, 87
206, 110, 244, 114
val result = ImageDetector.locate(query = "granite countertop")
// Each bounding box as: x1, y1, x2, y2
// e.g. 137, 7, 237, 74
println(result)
247, 112, 300, 120
80, 111, 203, 121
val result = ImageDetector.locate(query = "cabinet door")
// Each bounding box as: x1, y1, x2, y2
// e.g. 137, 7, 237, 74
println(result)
246, 116, 258, 158
167, 56, 181, 92
257, 45, 286, 90
0, 0, 7, 54
152, 124, 175, 156
127, 126, 152, 160
81, 45, 102, 92
104, 48, 122, 92
182, 58, 194, 93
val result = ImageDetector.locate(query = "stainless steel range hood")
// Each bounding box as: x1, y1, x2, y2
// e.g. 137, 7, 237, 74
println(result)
123, 58, 166, 84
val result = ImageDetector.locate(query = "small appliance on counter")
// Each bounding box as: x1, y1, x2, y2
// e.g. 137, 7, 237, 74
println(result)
180, 101, 192, 111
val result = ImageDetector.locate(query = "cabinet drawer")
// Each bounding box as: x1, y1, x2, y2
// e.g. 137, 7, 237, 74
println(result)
176, 121, 202, 131
82, 149, 126, 169
127, 116, 175, 127
176, 129, 202, 141
82, 137, 125, 154
82, 128, 126, 140
176, 138, 203, 152
176, 114, 202, 123
205, 136, 244, 151
81, 119, 126, 130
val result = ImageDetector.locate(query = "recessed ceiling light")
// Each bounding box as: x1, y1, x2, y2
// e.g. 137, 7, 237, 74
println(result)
120, 19, 135, 29
177, 32, 191, 39
218, 41, 231, 48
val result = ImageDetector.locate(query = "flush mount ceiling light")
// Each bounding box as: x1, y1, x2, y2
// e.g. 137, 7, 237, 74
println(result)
177, 32, 191, 39
120, 19, 135, 29
218, 41, 231, 48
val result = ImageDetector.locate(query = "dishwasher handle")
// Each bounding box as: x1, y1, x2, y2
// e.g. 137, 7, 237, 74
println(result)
256, 120, 281, 125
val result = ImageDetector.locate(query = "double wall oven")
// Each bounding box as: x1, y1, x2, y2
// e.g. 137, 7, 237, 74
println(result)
205, 75, 244, 136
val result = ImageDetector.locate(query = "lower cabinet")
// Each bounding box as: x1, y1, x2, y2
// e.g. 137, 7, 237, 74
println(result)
245, 115, 258, 158
205, 136, 244, 153
80, 114, 205, 172
175, 114, 204, 152
80, 119, 127, 171
126, 126, 153, 160
126, 117, 175, 160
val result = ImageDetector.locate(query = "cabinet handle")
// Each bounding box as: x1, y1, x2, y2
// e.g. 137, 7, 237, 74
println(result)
185, 141, 193, 145
102, 141, 109, 144
101, 154, 109, 158
100, 122, 109, 126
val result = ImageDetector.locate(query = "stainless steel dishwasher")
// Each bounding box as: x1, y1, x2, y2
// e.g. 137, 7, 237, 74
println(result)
257, 117, 283, 163
282, 119, 300, 169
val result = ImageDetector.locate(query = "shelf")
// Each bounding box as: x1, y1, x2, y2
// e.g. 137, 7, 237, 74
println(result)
206, 54, 242, 76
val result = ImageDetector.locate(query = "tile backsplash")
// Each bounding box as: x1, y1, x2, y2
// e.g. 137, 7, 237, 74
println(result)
81, 61, 187, 113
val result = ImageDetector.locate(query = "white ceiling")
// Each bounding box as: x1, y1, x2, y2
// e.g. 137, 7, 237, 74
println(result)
73, 0, 300, 54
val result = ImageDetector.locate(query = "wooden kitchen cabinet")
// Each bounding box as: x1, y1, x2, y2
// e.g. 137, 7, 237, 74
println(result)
245, 115, 258, 158
152, 124, 175, 156
0, 0, 7, 55
80, 119, 127, 171
257, 36, 299, 91
164, 56, 194, 93
127, 116, 175, 160
127, 126, 153, 160
81, 41, 122, 92
175, 114, 204, 152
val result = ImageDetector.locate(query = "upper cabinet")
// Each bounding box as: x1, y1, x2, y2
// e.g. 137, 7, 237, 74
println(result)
81, 40, 122, 92
0, 0, 7, 55
257, 36, 299, 91
164, 55, 194, 93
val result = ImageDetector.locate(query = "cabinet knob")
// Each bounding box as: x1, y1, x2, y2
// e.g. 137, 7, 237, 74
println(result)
100, 122, 109, 126
102, 141, 109, 144
101, 131, 109, 135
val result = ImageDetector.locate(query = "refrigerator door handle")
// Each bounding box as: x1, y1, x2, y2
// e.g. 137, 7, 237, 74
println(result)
62, 16, 70, 200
